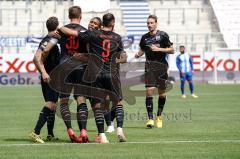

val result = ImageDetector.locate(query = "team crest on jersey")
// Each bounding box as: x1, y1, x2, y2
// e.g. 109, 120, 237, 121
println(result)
43, 41, 48, 47
156, 34, 161, 41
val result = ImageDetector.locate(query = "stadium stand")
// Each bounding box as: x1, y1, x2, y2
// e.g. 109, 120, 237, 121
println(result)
210, 0, 240, 48
0, 0, 234, 54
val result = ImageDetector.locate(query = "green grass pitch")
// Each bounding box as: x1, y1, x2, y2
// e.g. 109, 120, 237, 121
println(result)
0, 84, 240, 159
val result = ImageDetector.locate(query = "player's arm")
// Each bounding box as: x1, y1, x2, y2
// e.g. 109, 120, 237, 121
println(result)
189, 55, 194, 72
150, 44, 174, 54
42, 42, 55, 59
176, 55, 182, 72
135, 49, 144, 58
58, 26, 78, 36
34, 38, 58, 83
73, 53, 89, 62
150, 32, 174, 54
135, 36, 145, 58
116, 52, 127, 64
116, 37, 128, 63
33, 49, 50, 83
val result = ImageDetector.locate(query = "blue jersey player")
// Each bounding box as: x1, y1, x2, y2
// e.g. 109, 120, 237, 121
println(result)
176, 45, 198, 98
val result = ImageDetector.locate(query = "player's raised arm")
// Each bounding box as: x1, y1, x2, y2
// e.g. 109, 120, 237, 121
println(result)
59, 26, 78, 36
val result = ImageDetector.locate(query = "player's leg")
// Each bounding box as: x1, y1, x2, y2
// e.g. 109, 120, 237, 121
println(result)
59, 96, 80, 143
104, 96, 115, 133
145, 67, 155, 128
29, 102, 54, 143
103, 96, 111, 126
145, 87, 155, 128
114, 101, 126, 142
186, 72, 198, 98
180, 73, 186, 98
45, 85, 59, 141
93, 101, 109, 143
29, 81, 57, 143
76, 96, 89, 143
156, 89, 166, 128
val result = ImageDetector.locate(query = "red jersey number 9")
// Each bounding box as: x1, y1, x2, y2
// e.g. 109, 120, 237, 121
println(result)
101, 39, 111, 62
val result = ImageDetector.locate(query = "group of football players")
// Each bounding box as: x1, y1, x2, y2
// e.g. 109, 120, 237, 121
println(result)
29, 5, 175, 144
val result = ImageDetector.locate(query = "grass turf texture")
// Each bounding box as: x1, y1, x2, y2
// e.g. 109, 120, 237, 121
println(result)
0, 84, 240, 159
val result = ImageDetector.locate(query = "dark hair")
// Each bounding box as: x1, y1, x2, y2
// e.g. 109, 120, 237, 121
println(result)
102, 13, 115, 27
92, 17, 102, 27
68, 6, 82, 19
179, 45, 185, 48
46, 16, 59, 32
148, 15, 158, 23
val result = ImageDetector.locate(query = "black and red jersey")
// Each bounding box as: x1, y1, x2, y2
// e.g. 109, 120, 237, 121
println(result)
59, 23, 87, 57
77, 29, 125, 73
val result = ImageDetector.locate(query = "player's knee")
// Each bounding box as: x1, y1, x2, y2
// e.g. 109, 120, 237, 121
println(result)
46, 101, 56, 110
76, 96, 86, 105
146, 88, 154, 97
117, 101, 123, 107
60, 98, 69, 105
94, 103, 101, 109
159, 94, 166, 98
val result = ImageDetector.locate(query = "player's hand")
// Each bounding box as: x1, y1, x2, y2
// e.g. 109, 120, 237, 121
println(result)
73, 53, 88, 62
50, 30, 61, 39
150, 44, 161, 52
135, 53, 140, 58
116, 53, 128, 64
181, 72, 185, 77
42, 72, 51, 83
115, 57, 121, 63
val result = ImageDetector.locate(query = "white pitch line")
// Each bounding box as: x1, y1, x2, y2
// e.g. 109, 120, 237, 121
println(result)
0, 140, 240, 147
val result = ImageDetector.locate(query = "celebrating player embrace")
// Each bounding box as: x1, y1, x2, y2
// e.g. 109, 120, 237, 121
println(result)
58, 13, 127, 143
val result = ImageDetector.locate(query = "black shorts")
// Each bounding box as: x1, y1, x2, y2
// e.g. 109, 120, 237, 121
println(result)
59, 68, 90, 99
145, 61, 169, 90
56, 56, 89, 99
41, 78, 59, 103
91, 72, 122, 105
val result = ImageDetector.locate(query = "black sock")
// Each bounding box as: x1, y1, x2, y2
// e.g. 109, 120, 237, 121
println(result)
34, 106, 51, 135
157, 96, 166, 116
146, 97, 153, 119
111, 107, 116, 122
60, 104, 72, 129
47, 109, 55, 136
104, 111, 111, 126
116, 105, 124, 128
77, 103, 88, 131
103, 99, 111, 126
94, 106, 104, 133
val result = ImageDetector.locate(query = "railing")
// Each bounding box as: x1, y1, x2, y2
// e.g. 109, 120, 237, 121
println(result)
0, 8, 32, 26
169, 33, 227, 51
154, 7, 213, 25
149, 0, 209, 5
